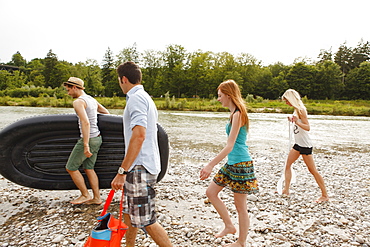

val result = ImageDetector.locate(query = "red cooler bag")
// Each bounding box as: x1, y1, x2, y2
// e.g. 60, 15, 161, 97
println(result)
84, 189, 128, 247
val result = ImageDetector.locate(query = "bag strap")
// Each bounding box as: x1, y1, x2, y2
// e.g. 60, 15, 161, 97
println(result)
100, 189, 125, 222
100, 189, 115, 216
118, 189, 124, 227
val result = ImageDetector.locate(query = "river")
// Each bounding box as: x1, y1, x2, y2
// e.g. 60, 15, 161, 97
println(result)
0, 106, 369, 156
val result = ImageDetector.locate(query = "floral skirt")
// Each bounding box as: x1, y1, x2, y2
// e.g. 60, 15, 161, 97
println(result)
213, 161, 259, 194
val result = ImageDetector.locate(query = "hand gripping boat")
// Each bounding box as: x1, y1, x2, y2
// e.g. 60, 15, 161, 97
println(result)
0, 114, 169, 190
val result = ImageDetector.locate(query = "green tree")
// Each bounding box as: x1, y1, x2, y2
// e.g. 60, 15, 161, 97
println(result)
285, 62, 316, 97
345, 62, 370, 99
26, 59, 45, 87
254, 67, 273, 99
141, 49, 164, 97
5, 70, 27, 89
84, 59, 104, 96
42, 49, 61, 88
9, 51, 26, 68
268, 62, 290, 78
0, 70, 11, 90
334, 43, 353, 76
116, 43, 140, 65
352, 40, 370, 68
236, 53, 261, 96
314, 60, 343, 99
187, 51, 215, 98
269, 72, 289, 99
55, 61, 74, 87
317, 48, 333, 63
102, 47, 120, 97
162, 44, 187, 97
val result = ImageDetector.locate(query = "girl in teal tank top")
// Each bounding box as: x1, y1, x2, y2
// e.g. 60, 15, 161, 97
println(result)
226, 122, 251, 164
200, 80, 258, 247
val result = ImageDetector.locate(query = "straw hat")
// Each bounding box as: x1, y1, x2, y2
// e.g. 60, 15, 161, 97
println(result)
63, 77, 85, 89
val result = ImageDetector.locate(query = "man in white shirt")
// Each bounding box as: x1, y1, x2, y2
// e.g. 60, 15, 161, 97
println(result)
111, 62, 172, 247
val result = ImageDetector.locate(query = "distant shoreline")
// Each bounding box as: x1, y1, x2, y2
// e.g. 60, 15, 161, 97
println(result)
0, 96, 369, 117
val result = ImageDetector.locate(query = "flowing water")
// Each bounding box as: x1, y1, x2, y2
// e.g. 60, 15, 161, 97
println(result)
1, 106, 369, 155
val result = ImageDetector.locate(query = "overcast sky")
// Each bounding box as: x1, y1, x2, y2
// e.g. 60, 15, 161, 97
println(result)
1, 0, 369, 66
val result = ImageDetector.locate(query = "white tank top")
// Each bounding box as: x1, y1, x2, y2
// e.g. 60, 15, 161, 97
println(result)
292, 110, 312, 148
78, 94, 100, 138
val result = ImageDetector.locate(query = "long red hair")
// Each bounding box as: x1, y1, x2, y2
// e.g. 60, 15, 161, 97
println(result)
218, 80, 249, 129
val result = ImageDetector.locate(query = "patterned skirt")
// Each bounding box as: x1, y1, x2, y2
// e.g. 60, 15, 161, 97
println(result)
213, 161, 259, 194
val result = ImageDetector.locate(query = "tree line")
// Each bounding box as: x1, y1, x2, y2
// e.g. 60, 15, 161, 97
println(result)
1, 40, 369, 100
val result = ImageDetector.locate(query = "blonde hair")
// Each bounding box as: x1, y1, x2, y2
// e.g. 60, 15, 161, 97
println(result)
282, 89, 306, 116
218, 80, 249, 128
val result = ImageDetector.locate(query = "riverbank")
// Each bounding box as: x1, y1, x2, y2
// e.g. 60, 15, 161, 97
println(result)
0, 108, 369, 246
0, 96, 369, 116
0, 149, 369, 246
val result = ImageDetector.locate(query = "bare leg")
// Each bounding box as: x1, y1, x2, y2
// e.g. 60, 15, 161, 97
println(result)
224, 193, 249, 247
123, 213, 138, 247
282, 149, 300, 195
301, 155, 329, 202
145, 222, 172, 247
84, 169, 102, 205
206, 181, 236, 237
66, 169, 91, 204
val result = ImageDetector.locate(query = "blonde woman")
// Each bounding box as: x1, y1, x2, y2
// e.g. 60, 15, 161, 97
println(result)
281, 89, 329, 203
200, 80, 258, 247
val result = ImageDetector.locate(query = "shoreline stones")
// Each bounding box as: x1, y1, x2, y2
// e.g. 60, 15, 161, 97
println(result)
0, 149, 369, 246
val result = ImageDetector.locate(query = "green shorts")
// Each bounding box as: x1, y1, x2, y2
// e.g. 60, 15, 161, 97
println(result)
66, 136, 102, 171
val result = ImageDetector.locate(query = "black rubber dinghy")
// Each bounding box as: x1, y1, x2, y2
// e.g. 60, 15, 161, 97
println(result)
0, 114, 169, 190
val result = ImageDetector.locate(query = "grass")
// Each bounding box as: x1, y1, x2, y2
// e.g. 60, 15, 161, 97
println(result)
0, 96, 369, 117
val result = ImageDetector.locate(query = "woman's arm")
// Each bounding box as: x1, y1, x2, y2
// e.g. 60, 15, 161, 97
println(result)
293, 109, 310, 131
200, 112, 242, 180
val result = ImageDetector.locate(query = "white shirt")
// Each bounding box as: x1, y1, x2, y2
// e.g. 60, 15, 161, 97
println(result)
293, 110, 313, 148
77, 94, 100, 138
123, 85, 160, 174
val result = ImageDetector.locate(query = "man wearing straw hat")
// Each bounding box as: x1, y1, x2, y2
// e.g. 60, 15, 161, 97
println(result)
63, 77, 110, 205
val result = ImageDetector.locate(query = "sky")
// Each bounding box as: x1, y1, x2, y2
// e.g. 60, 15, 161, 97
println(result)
1, 0, 369, 66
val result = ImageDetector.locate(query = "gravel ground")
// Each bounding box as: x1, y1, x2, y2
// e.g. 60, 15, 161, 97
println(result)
0, 147, 369, 247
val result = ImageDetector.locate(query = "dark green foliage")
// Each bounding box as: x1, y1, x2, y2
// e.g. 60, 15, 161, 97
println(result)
1, 40, 369, 100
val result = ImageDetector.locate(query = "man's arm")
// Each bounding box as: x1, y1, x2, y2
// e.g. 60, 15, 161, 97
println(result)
111, 125, 146, 190
97, 102, 110, 114
73, 99, 92, 158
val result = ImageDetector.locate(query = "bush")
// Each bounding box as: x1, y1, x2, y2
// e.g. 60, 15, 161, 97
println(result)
245, 94, 254, 103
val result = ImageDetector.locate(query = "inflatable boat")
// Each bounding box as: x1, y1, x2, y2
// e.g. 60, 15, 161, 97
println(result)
0, 114, 169, 190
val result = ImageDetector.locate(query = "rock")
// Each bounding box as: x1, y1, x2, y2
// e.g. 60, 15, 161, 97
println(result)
275, 233, 286, 241
355, 235, 365, 244
0, 143, 369, 246
248, 194, 258, 202
52, 234, 64, 243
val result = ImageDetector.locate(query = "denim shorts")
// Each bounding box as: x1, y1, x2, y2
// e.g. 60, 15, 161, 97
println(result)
123, 165, 158, 228
65, 135, 102, 171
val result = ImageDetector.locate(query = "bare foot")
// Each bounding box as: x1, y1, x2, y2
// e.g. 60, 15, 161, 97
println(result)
224, 242, 244, 247
70, 195, 91, 204
315, 196, 329, 203
282, 188, 290, 196
215, 226, 237, 238
85, 198, 103, 205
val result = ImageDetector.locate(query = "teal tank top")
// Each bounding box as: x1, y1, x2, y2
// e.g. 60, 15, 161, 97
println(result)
226, 122, 252, 164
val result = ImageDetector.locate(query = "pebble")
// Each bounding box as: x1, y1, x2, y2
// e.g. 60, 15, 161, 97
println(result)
0, 149, 369, 246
